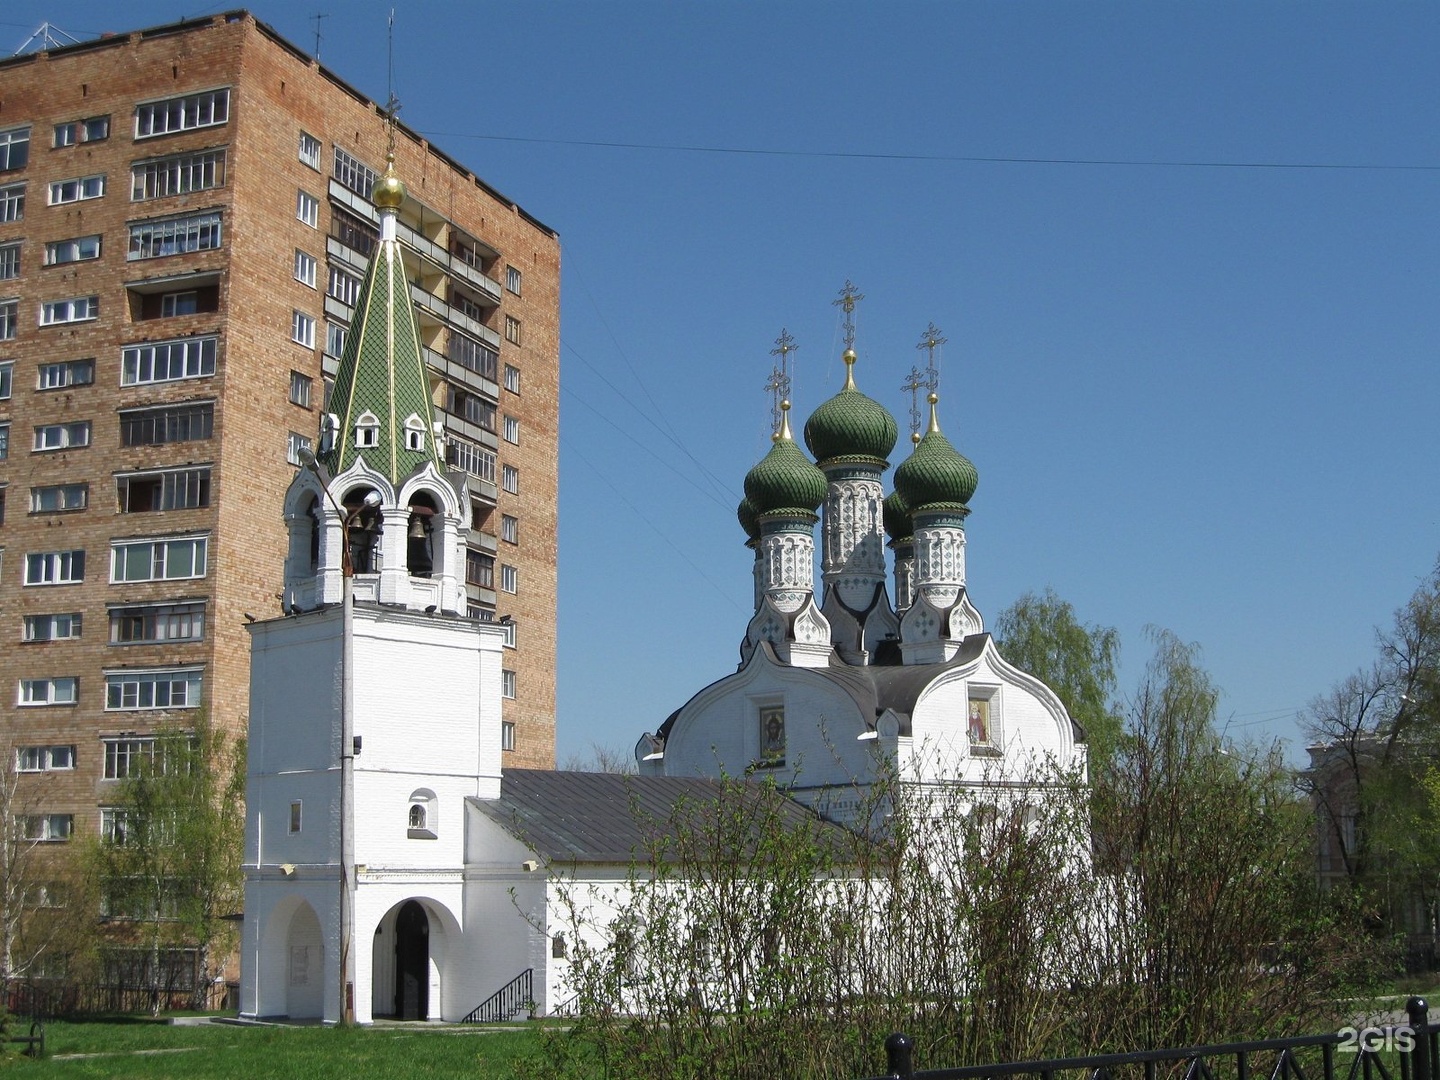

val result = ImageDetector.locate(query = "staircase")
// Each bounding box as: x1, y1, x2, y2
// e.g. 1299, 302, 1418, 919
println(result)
461, 968, 533, 1024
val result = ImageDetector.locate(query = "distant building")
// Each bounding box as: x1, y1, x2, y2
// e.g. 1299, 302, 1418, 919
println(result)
0, 7, 561, 929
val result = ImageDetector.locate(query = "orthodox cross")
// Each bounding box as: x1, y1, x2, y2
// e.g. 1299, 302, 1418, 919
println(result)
903, 323, 946, 443
833, 281, 864, 351
765, 329, 798, 435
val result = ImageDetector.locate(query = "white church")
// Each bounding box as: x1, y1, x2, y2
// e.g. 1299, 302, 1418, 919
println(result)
238, 153, 1084, 1024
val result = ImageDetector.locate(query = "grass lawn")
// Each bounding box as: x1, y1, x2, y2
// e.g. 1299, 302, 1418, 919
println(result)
7, 1018, 542, 1079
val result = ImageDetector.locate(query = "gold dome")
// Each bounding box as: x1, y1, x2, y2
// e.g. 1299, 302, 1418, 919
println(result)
373, 152, 406, 210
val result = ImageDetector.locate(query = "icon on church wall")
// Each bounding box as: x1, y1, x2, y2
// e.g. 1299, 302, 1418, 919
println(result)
759, 705, 786, 762
968, 697, 990, 744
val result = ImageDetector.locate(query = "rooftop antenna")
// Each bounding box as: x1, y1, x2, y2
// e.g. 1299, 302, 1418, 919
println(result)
833, 280, 864, 352
904, 324, 946, 444
764, 329, 798, 435
12, 21, 82, 56
311, 13, 328, 61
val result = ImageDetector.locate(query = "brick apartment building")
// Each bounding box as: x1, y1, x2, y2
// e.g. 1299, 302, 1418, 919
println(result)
0, 10, 560, 863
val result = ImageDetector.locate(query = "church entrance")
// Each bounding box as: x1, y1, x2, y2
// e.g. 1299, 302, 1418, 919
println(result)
394, 900, 429, 1020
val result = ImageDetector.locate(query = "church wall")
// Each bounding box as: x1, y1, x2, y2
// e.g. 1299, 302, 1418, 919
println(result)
662, 666, 874, 790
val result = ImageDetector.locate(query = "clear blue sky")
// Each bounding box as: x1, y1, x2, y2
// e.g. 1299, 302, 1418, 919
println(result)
9, 2, 1438, 765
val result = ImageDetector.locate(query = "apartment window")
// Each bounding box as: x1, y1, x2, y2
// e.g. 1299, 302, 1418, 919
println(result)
325, 322, 347, 358
501, 515, 518, 544
331, 208, 376, 257
44, 235, 101, 266
25, 550, 85, 586
498, 619, 517, 649
33, 421, 91, 451
105, 668, 201, 711
500, 565, 517, 594
504, 364, 520, 394
0, 361, 11, 398
0, 423, 8, 460
16, 815, 72, 843
0, 126, 29, 172
449, 333, 498, 380
40, 297, 98, 326
505, 265, 522, 296
23, 613, 82, 642
296, 190, 319, 228
54, 116, 108, 147
0, 184, 23, 224
502, 465, 519, 495
102, 738, 165, 781
16, 746, 75, 772
30, 484, 88, 513
110, 601, 205, 645
0, 299, 15, 339
110, 535, 207, 583
131, 147, 225, 201
445, 385, 496, 431
503, 416, 519, 445
298, 131, 321, 170
19, 677, 78, 706
292, 311, 315, 349
120, 402, 214, 446
117, 467, 211, 513
128, 210, 222, 260
288, 371, 313, 409
446, 439, 495, 483
159, 291, 197, 318
38, 358, 94, 390
48, 175, 105, 205
294, 250, 317, 288
0, 242, 18, 281
135, 88, 229, 139
286, 432, 313, 466
327, 266, 361, 307
465, 550, 494, 588
501, 670, 516, 700
451, 288, 485, 324
333, 146, 377, 200
121, 335, 217, 385
505, 316, 522, 345
501, 721, 515, 750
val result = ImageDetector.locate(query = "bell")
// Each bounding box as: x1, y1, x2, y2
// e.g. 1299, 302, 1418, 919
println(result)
407, 515, 428, 539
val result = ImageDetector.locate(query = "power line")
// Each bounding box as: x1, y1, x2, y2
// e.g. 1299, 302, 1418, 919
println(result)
419, 130, 1440, 174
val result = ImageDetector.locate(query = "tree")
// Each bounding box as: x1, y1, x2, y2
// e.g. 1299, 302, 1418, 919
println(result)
0, 736, 94, 991
994, 588, 1123, 775
95, 719, 244, 1013
1300, 560, 1440, 948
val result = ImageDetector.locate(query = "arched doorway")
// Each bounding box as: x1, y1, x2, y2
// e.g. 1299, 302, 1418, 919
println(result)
394, 900, 429, 1020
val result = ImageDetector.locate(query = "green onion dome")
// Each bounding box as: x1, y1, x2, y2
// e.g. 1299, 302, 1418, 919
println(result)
893, 394, 978, 511
883, 488, 913, 543
744, 402, 827, 517
737, 496, 760, 541
803, 349, 899, 466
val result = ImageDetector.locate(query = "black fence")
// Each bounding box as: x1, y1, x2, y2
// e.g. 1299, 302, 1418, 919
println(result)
868, 999, 1439, 1080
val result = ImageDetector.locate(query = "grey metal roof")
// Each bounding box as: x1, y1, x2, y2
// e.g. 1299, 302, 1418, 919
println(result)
473, 770, 858, 866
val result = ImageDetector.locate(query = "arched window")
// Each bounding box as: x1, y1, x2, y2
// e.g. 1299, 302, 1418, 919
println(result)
354, 410, 379, 449
407, 789, 436, 839
406, 493, 438, 578
342, 489, 383, 574
305, 495, 321, 572
403, 414, 426, 452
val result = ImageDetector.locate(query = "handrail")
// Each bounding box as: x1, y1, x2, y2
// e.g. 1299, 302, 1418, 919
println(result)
461, 968, 533, 1024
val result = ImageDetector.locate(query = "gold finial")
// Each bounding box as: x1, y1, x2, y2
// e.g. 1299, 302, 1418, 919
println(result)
373, 149, 406, 210
842, 348, 857, 391
912, 431, 921, 446
927, 392, 941, 435
776, 399, 793, 442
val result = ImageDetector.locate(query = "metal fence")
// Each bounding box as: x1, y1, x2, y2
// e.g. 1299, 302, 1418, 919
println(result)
867, 999, 1438, 1080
